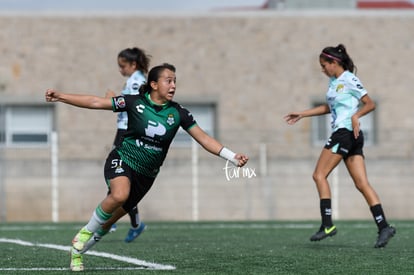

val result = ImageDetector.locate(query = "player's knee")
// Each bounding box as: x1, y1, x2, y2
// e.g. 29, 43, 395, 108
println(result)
109, 190, 128, 205
312, 171, 325, 183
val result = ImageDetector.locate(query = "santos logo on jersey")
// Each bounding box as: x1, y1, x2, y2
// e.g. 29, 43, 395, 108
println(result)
166, 114, 175, 126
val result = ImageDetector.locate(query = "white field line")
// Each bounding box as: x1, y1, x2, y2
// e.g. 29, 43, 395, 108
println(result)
0, 238, 176, 271
0, 267, 151, 271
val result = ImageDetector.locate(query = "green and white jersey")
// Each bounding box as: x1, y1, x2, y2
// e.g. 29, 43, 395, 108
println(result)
111, 92, 197, 177
326, 71, 367, 132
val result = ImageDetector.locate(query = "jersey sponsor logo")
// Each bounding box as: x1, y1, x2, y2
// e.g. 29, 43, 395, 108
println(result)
115, 97, 126, 109
145, 120, 166, 138
135, 138, 163, 152
133, 120, 167, 153
166, 114, 175, 126
144, 143, 163, 152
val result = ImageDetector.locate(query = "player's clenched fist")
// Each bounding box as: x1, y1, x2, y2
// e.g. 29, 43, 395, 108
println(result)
45, 88, 60, 102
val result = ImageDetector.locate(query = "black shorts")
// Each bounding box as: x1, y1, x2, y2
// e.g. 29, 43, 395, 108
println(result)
324, 128, 364, 159
104, 149, 155, 212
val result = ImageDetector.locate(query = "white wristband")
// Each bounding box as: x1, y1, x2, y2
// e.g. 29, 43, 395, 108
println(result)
219, 147, 238, 166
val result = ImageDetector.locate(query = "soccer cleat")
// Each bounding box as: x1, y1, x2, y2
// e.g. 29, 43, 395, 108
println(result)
72, 227, 93, 252
70, 248, 84, 272
109, 223, 117, 233
80, 233, 102, 254
374, 226, 396, 248
310, 225, 337, 241
124, 222, 146, 243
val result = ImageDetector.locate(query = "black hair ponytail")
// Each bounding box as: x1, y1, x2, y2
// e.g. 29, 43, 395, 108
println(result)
320, 44, 356, 74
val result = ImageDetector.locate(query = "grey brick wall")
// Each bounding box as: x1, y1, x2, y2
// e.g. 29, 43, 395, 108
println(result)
1, 11, 413, 221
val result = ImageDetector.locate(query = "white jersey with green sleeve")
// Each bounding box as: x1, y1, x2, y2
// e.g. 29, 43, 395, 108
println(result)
326, 71, 367, 132
116, 70, 146, 130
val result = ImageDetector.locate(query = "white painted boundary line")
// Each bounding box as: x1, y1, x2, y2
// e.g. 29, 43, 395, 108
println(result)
0, 267, 149, 271
0, 238, 176, 271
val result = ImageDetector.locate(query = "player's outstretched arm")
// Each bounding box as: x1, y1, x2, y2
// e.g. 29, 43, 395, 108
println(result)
187, 125, 248, 167
283, 112, 303, 125
45, 88, 113, 110
284, 104, 330, 125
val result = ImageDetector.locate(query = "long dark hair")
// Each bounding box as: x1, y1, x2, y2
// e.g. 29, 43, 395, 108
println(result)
118, 47, 151, 74
139, 63, 176, 94
320, 44, 356, 74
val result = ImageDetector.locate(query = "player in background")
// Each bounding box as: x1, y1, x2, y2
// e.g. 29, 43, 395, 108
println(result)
284, 44, 395, 248
106, 47, 151, 243
45, 63, 249, 272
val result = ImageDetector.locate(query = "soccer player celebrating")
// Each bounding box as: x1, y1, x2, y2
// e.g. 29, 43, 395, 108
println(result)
45, 63, 249, 271
284, 44, 395, 248
106, 47, 151, 243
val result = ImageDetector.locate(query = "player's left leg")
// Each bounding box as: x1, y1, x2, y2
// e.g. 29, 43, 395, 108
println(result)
125, 206, 146, 243
345, 155, 395, 248
128, 206, 139, 228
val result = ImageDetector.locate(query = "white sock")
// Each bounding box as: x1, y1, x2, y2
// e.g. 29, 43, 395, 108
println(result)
85, 206, 112, 232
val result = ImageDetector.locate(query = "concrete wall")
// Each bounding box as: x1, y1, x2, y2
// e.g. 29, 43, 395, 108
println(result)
1, 10, 413, 222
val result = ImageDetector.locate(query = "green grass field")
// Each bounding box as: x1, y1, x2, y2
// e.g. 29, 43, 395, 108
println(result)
0, 221, 412, 274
